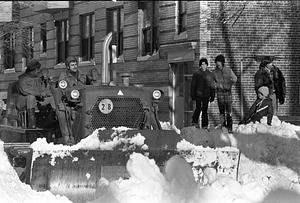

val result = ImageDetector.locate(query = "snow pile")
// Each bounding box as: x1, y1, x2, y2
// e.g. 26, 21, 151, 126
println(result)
93, 150, 300, 203
31, 127, 148, 164
176, 139, 239, 181
0, 140, 71, 203
93, 153, 200, 203
236, 116, 300, 139
160, 121, 181, 134
238, 154, 300, 202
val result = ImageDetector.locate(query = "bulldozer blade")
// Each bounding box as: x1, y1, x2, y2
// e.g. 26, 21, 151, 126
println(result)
29, 129, 240, 202
30, 149, 178, 203
31, 128, 181, 203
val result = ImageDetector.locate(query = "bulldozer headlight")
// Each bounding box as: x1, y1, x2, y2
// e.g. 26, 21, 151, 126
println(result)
71, 89, 80, 99
152, 90, 162, 100
59, 80, 68, 89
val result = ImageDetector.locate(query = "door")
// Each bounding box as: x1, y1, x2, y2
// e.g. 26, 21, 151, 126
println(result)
171, 62, 194, 129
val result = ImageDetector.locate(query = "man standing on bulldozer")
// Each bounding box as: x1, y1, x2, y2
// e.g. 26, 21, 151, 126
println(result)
16, 59, 50, 129
58, 56, 88, 86
51, 56, 90, 145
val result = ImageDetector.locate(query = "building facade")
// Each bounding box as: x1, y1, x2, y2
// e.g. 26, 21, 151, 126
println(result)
0, 1, 299, 129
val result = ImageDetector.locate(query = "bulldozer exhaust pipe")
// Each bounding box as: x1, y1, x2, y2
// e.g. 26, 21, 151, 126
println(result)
102, 32, 113, 85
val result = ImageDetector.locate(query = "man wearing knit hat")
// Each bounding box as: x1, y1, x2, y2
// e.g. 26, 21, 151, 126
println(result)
213, 54, 237, 133
239, 86, 273, 125
254, 56, 286, 115
58, 56, 87, 87
16, 59, 50, 128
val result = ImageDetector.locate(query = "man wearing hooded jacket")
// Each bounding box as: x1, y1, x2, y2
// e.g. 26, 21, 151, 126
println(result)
239, 86, 273, 125
16, 59, 50, 128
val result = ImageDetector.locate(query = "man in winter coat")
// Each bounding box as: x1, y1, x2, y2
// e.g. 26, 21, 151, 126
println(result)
213, 55, 237, 133
254, 56, 286, 115
58, 56, 87, 87
239, 86, 273, 125
190, 58, 215, 129
16, 59, 50, 128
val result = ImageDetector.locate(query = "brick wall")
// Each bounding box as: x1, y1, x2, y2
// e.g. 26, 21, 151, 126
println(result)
206, 1, 300, 124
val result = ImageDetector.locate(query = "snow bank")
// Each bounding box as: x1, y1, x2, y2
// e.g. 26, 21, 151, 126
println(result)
18, 119, 300, 203
236, 116, 300, 140
94, 150, 300, 203
0, 140, 71, 203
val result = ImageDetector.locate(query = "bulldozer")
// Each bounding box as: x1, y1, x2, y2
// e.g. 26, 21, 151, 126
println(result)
0, 72, 183, 202
0, 69, 240, 202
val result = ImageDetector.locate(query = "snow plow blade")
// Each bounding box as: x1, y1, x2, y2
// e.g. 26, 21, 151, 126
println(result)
31, 149, 178, 203
31, 130, 181, 203
29, 130, 239, 203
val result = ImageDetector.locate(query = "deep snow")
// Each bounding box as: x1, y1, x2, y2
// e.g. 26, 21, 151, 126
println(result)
1, 117, 300, 202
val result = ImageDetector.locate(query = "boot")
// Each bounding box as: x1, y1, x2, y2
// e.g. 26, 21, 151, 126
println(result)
27, 108, 36, 129
227, 115, 233, 133
220, 114, 226, 128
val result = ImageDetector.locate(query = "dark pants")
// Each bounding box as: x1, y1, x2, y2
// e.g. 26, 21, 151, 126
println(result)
192, 97, 209, 127
217, 91, 233, 129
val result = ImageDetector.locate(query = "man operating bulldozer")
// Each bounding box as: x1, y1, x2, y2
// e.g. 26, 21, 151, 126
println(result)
15, 59, 50, 129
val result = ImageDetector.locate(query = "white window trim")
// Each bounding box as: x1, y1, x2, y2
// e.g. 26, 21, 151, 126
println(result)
78, 57, 96, 66
3, 68, 16, 74
137, 8, 144, 57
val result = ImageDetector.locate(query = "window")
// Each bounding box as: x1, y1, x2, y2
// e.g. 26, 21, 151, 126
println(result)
80, 13, 95, 61
22, 27, 34, 60
55, 19, 69, 63
40, 23, 47, 53
3, 32, 15, 70
138, 1, 159, 56
107, 7, 124, 58
178, 0, 187, 34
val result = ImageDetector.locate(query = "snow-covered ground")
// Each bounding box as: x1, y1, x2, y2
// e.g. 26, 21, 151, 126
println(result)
1, 117, 300, 202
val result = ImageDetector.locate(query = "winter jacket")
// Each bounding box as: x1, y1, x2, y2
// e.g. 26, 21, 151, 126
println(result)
58, 69, 87, 87
16, 72, 44, 97
254, 65, 286, 104
213, 67, 237, 92
241, 98, 273, 125
190, 69, 215, 100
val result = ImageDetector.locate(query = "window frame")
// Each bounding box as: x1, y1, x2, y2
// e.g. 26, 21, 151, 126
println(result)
3, 32, 16, 70
106, 7, 124, 58
138, 1, 159, 57
55, 19, 69, 64
177, 0, 187, 34
80, 12, 95, 62
40, 23, 47, 53
22, 26, 34, 60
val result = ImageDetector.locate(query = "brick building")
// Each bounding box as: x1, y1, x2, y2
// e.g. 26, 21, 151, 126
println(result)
0, 1, 299, 129
201, 1, 300, 125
